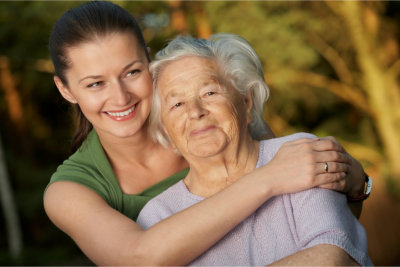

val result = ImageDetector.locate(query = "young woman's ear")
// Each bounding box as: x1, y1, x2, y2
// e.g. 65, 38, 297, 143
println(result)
244, 90, 253, 124
54, 76, 77, 104
147, 47, 152, 61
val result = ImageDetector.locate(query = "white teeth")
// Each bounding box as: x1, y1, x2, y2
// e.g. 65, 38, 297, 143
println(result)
106, 105, 135, 117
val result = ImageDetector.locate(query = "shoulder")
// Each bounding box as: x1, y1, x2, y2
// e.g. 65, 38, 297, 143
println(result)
44, 179, 111, 235
261, 132, 317, 147
284, 187, 353, 234
46, 129, 119, 207
137, 181, 201, 229
286, 187, 348, 219
283, 188, 372, 266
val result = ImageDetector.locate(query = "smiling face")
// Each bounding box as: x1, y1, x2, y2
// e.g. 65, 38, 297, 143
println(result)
55, 32, 153, 140
157, 56, 252, 159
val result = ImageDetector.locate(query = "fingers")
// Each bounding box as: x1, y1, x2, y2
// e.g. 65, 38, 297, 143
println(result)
315, 172, 346, 186
318, 162, 350, 174
313, 151, 351, 164
310, 137, 346, 153
318, 178, 346, 191
284, 136, 348, 154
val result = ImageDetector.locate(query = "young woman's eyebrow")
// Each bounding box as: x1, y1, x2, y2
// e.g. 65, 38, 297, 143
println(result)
78, 75, 102, 84
78, 60, 143, 84
121, 59, 143, 73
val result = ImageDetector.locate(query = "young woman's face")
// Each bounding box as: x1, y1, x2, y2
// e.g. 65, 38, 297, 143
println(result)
57, 32, 153, 140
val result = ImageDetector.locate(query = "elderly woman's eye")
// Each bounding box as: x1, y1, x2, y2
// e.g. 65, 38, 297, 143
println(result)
173, 102, 183, 109
205, 92, 216, 96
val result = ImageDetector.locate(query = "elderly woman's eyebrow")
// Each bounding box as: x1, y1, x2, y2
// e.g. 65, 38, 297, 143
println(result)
164, 89, 184, 103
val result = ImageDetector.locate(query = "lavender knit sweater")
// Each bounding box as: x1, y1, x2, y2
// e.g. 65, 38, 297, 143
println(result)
137, 133, 373, 266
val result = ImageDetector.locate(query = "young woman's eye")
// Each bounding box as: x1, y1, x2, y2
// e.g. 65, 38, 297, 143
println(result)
87, 81, 103, 88
126, 69, 140, 77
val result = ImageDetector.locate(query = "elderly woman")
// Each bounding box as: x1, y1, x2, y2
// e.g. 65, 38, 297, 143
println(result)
137, 34, 372, 266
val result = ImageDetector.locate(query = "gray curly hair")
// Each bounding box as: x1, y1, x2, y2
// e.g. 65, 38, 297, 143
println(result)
149, 33, 270, 148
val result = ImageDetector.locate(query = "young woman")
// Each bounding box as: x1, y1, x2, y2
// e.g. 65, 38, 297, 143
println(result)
43, 2, 369, 265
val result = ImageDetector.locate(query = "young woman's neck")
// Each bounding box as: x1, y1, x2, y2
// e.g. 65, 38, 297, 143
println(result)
97, 122, 160, 167
95, 122, 188, 195
184, 135, 260, 198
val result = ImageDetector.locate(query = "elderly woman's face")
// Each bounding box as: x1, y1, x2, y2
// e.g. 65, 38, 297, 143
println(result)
157, 56, 252, 159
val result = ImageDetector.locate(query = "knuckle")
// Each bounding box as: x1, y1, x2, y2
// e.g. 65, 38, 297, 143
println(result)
328, 136, 337, 142
335, 172, 343, 180
331, 152, 340, 161
327, 139, 336, 149
301, 143, 313, 152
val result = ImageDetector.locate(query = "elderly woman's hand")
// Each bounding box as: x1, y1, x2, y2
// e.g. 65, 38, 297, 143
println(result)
317, 136, 365, 197
265, 137, 353, 196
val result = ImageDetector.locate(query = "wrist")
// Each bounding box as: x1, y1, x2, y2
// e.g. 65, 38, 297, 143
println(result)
348, 178, 365, 198
347, 159, 365, 197
347, 173, 372, 202
252, 164, 275, 199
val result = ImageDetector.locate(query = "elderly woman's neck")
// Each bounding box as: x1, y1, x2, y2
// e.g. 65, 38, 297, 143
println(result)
184, 138, 260, 198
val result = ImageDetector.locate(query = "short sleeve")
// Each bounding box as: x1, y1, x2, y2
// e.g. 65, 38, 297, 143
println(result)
284, 188, 373, 266
48, 158, 112, 203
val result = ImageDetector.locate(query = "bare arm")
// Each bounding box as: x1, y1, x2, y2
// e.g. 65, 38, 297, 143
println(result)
268, 244, 358, 266
44, 177, 271, 265
44, 138, 349, 266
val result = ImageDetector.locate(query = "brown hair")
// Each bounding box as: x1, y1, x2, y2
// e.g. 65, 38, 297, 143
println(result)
49, 1, 150, 152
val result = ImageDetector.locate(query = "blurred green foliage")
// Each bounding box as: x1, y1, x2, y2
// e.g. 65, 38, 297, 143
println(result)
0, 1, 399, 265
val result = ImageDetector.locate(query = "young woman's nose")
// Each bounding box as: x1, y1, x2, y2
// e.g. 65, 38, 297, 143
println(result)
112, 81, 131, 105
188, 98, 208, 119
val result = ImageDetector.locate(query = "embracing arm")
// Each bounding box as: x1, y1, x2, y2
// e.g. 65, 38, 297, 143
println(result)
44, 138, 351, 266
44, 177, 273, 265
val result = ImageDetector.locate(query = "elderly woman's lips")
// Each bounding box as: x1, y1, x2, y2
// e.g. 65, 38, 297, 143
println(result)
190, 126, 216, 136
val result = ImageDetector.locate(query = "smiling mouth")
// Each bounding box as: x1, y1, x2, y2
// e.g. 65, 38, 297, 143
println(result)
190, 126, 216, 136
106, 104, 137, 117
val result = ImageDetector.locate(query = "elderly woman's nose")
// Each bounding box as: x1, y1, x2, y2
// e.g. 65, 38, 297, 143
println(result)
111, 81, 131, 105
188, 98, 208, 119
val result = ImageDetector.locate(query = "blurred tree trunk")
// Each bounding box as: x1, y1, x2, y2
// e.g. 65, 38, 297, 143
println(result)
167, 0, 188, 34
192, 3, 212, 39
0, 56, 25, 131
288, 2, 400, 183
0, 56, 31, 155
337, 2, 400, 181
0, 132, 23, 259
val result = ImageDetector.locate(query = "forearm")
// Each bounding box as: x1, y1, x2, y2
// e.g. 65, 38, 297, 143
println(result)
268, 244, 358, 266
45, 180, 270, 266
137, 167, 273, 265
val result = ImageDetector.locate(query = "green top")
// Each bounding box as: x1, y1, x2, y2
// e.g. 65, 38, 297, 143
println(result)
47, 130, 188, 221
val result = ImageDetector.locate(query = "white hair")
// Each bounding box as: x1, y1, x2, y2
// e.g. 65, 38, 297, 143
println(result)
149, 33, 270, 148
